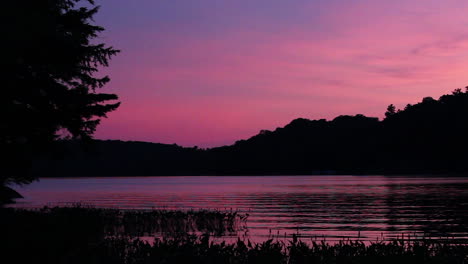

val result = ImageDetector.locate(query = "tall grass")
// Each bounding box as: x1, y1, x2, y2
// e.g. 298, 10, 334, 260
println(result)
1, 206, 247, 237
5, 233, 466, 264
95, 234, 468, 264
2, 207, 468, 264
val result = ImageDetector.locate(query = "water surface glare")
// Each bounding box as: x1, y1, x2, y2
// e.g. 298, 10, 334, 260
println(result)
10, 175, 468, 241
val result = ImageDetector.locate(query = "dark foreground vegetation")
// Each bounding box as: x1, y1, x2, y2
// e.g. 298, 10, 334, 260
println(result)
1, 206, 247, 238
2, 207, 468, 264
31, 88, 468, 176
2, 0, 120, 187
78, 236, 468, 264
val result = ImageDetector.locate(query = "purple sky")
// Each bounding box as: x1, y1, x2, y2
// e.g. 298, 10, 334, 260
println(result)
91, 0, 468, 147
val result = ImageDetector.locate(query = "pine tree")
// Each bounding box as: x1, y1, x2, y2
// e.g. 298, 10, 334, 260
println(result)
2, 0, 120, 185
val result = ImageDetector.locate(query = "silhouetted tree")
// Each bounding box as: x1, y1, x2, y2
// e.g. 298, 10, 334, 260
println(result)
2, 0, 120, 186
422, 97, 436, 103
25, 87, 468, 177
385, 104, 397, 118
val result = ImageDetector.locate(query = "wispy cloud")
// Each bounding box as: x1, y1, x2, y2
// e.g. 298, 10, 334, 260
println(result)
94, 0, 468, 147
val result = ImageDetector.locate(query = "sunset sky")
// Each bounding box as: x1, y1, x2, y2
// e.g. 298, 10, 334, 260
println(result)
93, 0, 468, 147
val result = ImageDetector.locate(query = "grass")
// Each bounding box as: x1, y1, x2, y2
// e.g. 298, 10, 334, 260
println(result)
99, 234, 468, 264
1, 205, 248, 237
2, 206, 468, 264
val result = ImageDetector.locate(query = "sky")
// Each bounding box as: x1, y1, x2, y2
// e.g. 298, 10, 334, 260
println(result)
92, 0, 468, 147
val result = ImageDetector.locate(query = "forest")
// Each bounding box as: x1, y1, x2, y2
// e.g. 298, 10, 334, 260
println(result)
31, 88, 468, 176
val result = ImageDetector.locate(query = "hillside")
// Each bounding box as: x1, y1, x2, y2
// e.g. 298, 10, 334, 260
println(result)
33, 88, 468, 176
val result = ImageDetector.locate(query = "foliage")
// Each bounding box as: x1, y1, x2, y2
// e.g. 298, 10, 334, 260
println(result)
2, 0, 120, 184
32, 87, 468, 176
2, 206, 468, 264
385, 104, 397, 118
1, 206, 247, 238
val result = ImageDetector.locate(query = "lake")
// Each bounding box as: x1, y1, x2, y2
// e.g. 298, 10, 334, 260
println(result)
10, 175, 468, 242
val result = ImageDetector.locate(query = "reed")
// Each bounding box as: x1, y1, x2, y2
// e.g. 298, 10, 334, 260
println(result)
2, 207, 468, 264
96, 234, 468, 264
1, 205, 248, 238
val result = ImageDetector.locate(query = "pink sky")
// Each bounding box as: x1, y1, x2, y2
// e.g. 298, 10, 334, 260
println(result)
92, 0, 468, 147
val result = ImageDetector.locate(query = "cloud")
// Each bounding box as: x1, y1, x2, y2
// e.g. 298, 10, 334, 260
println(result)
411, 35, 468, 56
94, 0, 468, 147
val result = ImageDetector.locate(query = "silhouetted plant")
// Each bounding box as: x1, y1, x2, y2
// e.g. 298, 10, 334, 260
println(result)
2, 0, 119, 186
25, 87, 468, 177
385, 104, 397, 118
4, 206, 468, 263
1, 206, 248, 239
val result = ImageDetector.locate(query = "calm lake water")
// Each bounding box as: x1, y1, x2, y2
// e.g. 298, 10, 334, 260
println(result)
10, 175, 468, 242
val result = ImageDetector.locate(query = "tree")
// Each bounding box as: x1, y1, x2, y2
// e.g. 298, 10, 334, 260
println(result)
1, 0, 120, 186
422, 97, 436, 103
384, 104, 396, 118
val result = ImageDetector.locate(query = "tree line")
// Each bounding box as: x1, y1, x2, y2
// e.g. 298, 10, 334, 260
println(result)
33, 88, 468, 176
4, 0, 468, 188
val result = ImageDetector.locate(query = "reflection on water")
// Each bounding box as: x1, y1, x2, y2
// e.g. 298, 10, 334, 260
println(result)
10, 176, 468, 241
